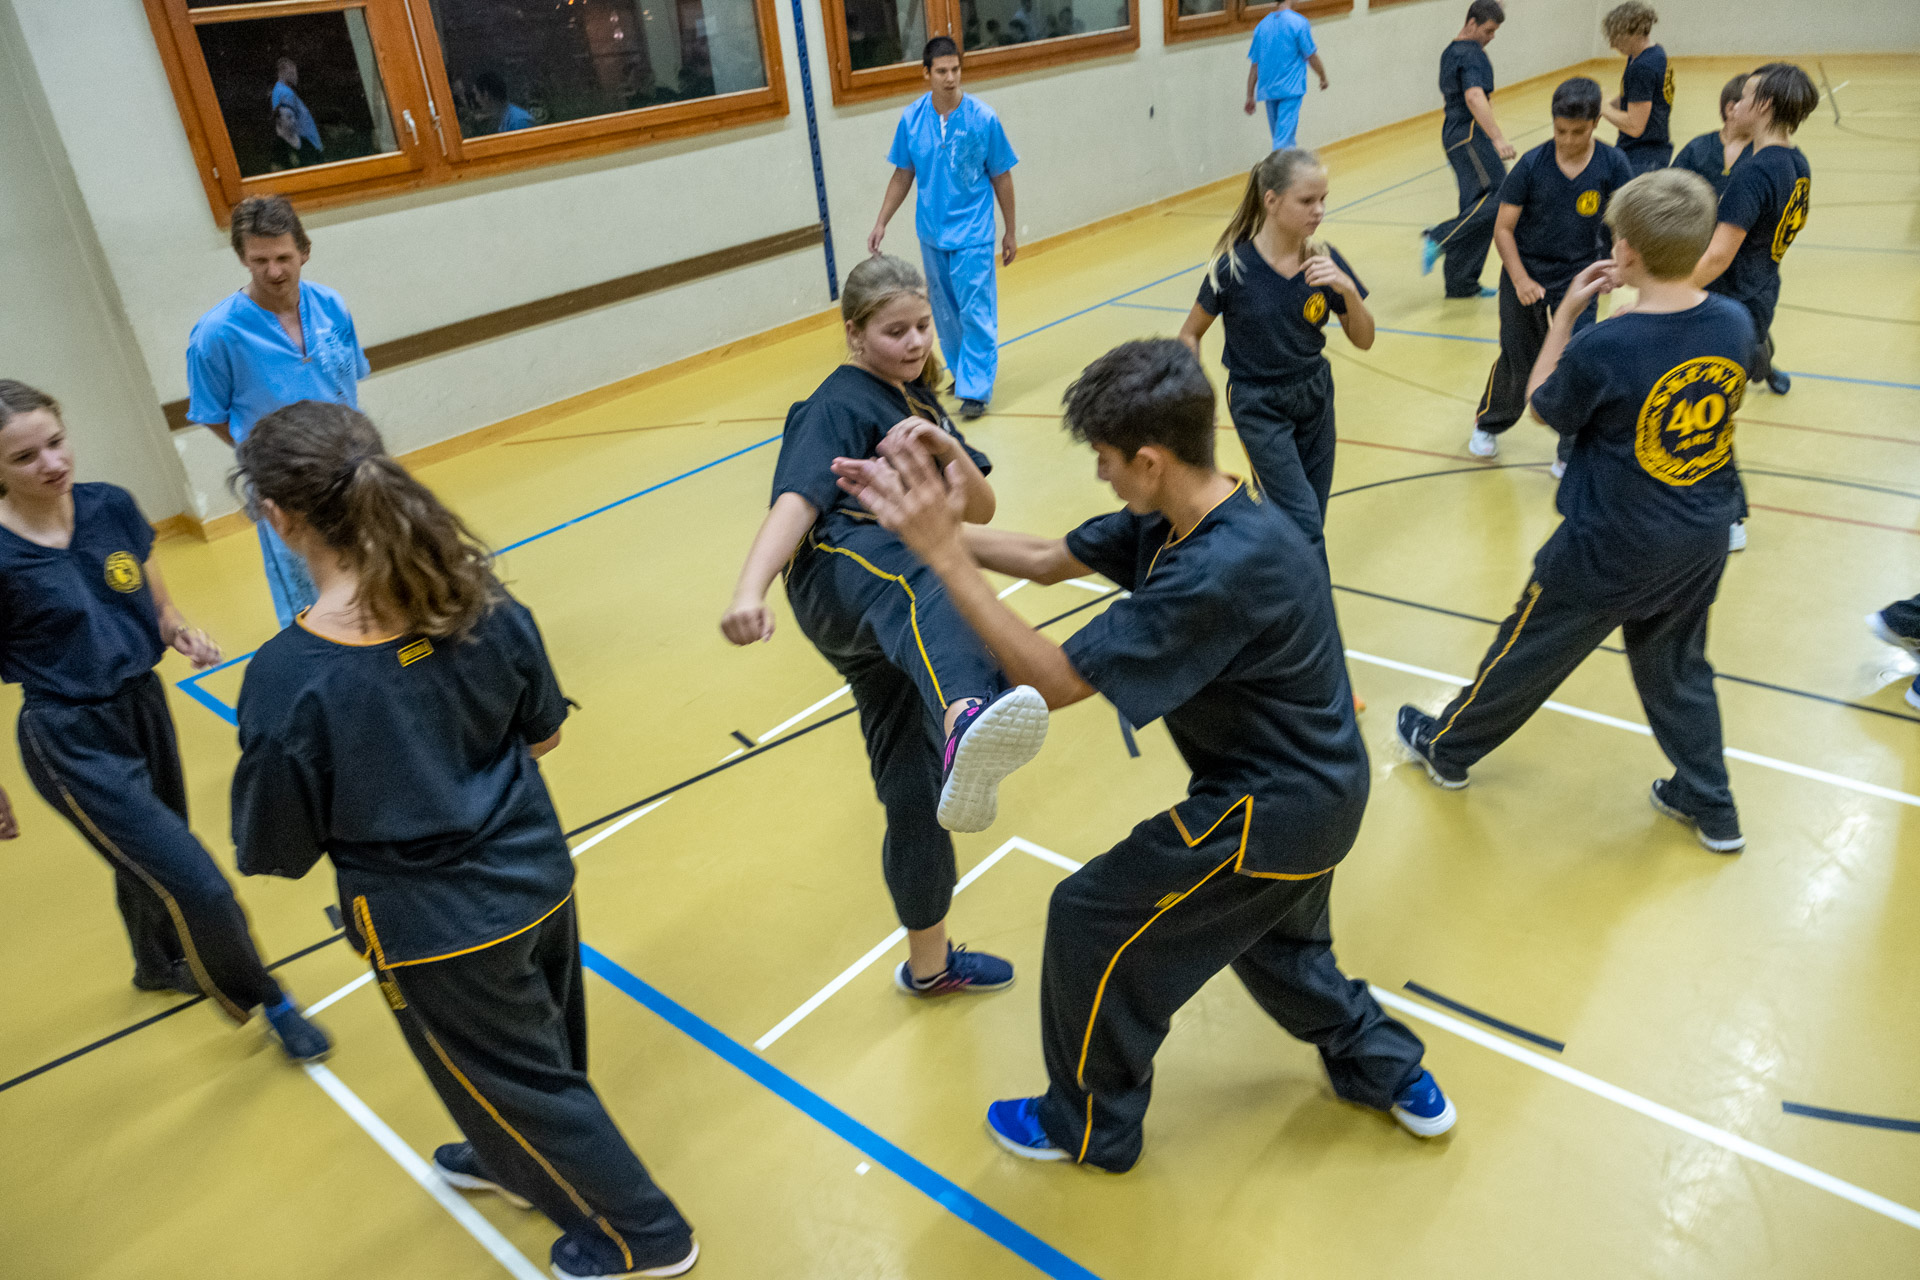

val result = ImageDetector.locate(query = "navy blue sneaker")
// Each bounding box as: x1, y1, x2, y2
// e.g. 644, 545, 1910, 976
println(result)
132, 958, 200, 996
262, 995, 332, 1063
1420, 234, 1441, 276
986, 1096, 1068, 1161
895, 943, 1014, 997
1390, 1069, 1457, 1138
551, 1235, 699, 1279
938, 686, 1048, 832
1766, 370, 1791, 395
1396, 706, 1468, 789
433, 1142, 530, 1209
1649, 779, 1745, 853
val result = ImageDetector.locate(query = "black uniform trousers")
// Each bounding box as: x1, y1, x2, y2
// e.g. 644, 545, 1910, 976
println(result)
1424, 527, 1738, 826
1882, 592, 1920, 639
1737, 290, 1781, 384
786, 525, 1003, 930
1427, 127, 1508, 298
1476, 275, 1594, 463
1228, 365, 1336, 546
18, 672, 280, 1020
1034, 808, 1427, 1172
370, 897, 693, 1274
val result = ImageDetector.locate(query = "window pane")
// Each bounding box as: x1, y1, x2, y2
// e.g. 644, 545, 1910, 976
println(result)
428, 0, 769, 140
1176, 0, 1226, 14
195, 10, 400, 178
962, 0, 1127, 47
840, 0, 927, 71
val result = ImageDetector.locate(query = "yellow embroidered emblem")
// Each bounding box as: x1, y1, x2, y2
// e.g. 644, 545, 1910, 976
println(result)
103, 551, 143, 593
1302, 292, 1328, 324
1772, 177, 1810, 263
1634, 357, 1745, 486
1576, 190, 1601, 217
1662, 66, 1675, 106
398, 638, 434, 666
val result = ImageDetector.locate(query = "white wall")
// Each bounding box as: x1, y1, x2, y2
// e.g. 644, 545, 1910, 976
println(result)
1646, 0, 1919, 58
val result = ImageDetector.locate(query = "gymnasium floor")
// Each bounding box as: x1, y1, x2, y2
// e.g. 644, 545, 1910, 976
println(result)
3, 53, 1917, 1280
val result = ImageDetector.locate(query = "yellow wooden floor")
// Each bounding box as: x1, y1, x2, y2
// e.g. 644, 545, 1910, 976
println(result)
4, 54, 1918, 1280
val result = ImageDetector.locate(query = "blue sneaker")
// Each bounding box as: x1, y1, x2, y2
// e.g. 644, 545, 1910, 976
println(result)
1396, 706, 1468, 789
1391, 1069, 1457, 1137
1476, 285, 1497, 298
1420, 234, 1442, 275
895, 943, 1014, 997
433, 1142, 531, 1209
262, 995, 332, 1063
937, 686, 1048, 833
986, 1096, 1068, 1161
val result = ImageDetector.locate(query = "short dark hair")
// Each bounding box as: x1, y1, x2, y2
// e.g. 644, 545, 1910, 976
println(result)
1749, 62, 1819, 133
1466, 1, 1504, 26
474, 70, 509, 102
923, 36, 960, 68
1718, 72, 1748, 120
1062, 340, 1215, 469
229, 194, 310, 257
1552, 77, 1603, 122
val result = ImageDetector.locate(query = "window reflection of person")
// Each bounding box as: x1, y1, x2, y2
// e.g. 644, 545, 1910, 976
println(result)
268, 103, 315, 171
473, 71, 535, 134
270, 57, 323, 154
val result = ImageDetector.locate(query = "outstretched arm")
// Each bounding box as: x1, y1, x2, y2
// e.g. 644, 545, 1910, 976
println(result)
145, 554, 221, 668
722, 492, 818, 645
963, 525, 1092, 585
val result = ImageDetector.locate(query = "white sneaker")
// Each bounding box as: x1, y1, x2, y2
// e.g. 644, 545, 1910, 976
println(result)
936, 686, 1049, 833
1728, 522, 1747, 552
1467, 429, 1499, 459
1867, 611, 1920, 656
1548, 459, 1566, 480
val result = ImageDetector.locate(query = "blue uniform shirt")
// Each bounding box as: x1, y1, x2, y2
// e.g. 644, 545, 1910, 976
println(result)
270, 81, 323, 151
498, 103, 535, 132
0, 484, 164, 703
1248, 9, 1315, 101
887, 94, 1019, 250
1708, 145, 1811, 320
1671, 131, 1746, 200
187, 281, 369, 442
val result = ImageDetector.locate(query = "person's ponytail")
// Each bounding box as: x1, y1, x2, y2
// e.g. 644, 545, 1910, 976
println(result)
1207, 148, 1328, 290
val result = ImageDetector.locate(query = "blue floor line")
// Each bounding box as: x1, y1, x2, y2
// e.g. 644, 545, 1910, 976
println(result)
1778, 369, 1920, 392
997, 263, 1205, 348
581, 945, 1105, 1280
1782, 1102, 1920, 1134
1107, 301, 1190, 314
1376, 325, 1497, 345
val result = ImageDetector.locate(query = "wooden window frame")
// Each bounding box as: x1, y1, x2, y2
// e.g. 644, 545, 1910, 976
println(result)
1163, 0, 1349, 47
819, 0, 1140, 106
141, 0, 789, 224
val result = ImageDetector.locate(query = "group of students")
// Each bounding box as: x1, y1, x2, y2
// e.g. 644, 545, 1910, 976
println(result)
0, 27, 1874, 1280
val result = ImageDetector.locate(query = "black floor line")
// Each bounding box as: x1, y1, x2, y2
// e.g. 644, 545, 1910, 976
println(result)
1402, 980, 1566, 1053
1738, 466, 1920, 502
1781, 1101, 1920, 1133
729, 729, 754, 749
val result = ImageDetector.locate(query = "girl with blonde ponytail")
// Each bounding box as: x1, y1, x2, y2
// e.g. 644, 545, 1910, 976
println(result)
229, 400, 698, 1280
1179, 149, 1375, 548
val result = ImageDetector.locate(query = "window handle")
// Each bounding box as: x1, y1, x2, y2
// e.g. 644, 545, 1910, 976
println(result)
402, 109, 419, 146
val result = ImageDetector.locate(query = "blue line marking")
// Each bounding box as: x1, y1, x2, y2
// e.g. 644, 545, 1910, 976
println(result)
1107, 301, 1189, 314
1375, 325, 1497, 345
1799, 243, 1920, 256
1782, 1102, 1920, 1134
1777, 369, 1920, 392
580, 944, 1106, 1279
997, 264, 1205, 348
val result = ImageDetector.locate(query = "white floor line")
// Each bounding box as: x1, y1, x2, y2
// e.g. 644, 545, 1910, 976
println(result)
997, 578, 1030, 600
304, 971, 373, 1018
757, 686, 852, 743
305, 1063, 548, 1280
1063, 577, 1114, 594
1371, 987, 1920, 1233
1345, 648, 1920, 809
570, 797, 672, 859
753, 839, 1027, 1051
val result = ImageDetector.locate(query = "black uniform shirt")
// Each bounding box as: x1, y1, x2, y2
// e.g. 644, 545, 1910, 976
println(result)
1531, 296, 1753, 592
771, 365, 990, 540
1062, 482, 1369, 875
1670, 131, 1746, 200
1618, 45, 1673, 157
232, 592, 575, 964
1499, 141, 1636, 293
0, 483, 163, 703
1709, 145, 1812, 314
1195, 243, 1366, 383
1440, 40, 1496, 143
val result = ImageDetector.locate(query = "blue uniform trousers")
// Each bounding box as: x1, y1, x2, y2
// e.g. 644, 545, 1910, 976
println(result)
922, 242, 1000, 403
1476, 274, 1597, 463
257, 520, 318, 629
1264, 95, 1305, 149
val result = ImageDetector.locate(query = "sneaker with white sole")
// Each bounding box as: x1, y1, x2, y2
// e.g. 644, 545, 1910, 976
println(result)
894, 943, 1014, 996
1395, 706, 1468, 789
1909, 681, 1920, 713
1649, 778, 1745, 853
1390, 1069, 1457, 1138
937, 686, 1048, 832
433, 1143, 531, 1209
1467, 429, 1499, 459
1867, 610, 1920, 657
986, 1096, 1069, 1161
551, 1236, 699, 1279
1728, 522, 1747, 553
1548, 459, 1567, 480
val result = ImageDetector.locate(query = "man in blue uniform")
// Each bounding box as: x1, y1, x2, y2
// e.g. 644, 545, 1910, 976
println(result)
1422, 1, 1516, 299
187, 195, 369, 628
833, 339, 1453, 1173
868, 37, 1019, 420
1243, 0, 1329, 150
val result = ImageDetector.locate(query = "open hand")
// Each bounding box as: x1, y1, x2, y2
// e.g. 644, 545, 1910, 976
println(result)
831, 442, 967, 561
721, 599, 775, 645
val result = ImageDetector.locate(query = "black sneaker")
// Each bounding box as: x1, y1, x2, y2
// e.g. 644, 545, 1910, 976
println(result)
433, 1142, 531, 1208
1395, 706, 1468, 789
937, 686, 1049, 832
1766, 370, 1791, 395
959, 398, 987, 420
551, 1234, 699, 1279
132, 959, 200, 996
1867, 610, 1920, 657
1649, 779, 1745, 853
263, 997, 333, 1063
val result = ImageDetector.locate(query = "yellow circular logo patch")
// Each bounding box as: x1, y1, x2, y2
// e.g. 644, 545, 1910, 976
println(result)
1576, 190, 1601, 217
1772, 177, 1810, 263
104, 551, 144, 593
1663, 66, 1675, 106
1302, 293, 1329, 324
1634, 357, 1745, 486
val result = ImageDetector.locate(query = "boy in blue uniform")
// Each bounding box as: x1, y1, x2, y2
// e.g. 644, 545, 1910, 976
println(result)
1692, 62, 1817, 397
1399, 170, 1751, 854
1670, 74, 1753, 200
868, 38, 1019, 420
0, 381, 327, 1060
187, 195, 369, 628
1243, 0, 1328, 150
1422, 1, 1516, 299
833, 340, 1453, 1173
1601, 3, 1672, 173
232, 402, 697, 1280
1469, 78, 1634, 462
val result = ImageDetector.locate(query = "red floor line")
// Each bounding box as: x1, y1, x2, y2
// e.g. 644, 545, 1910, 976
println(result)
1749, 503, 1919, 535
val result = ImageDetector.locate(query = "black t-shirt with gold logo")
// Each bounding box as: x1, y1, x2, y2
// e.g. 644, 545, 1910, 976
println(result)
1618, 44, 1673, 158
0, 482, 163, 702
1499, 141, 1636, 296
1196, 242, 1366, 383
1709, 145, 1811, 323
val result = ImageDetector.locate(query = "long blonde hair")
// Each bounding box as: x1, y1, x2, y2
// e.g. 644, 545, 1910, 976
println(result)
842, 254, 944, 391
1207, 148, 1326, 289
